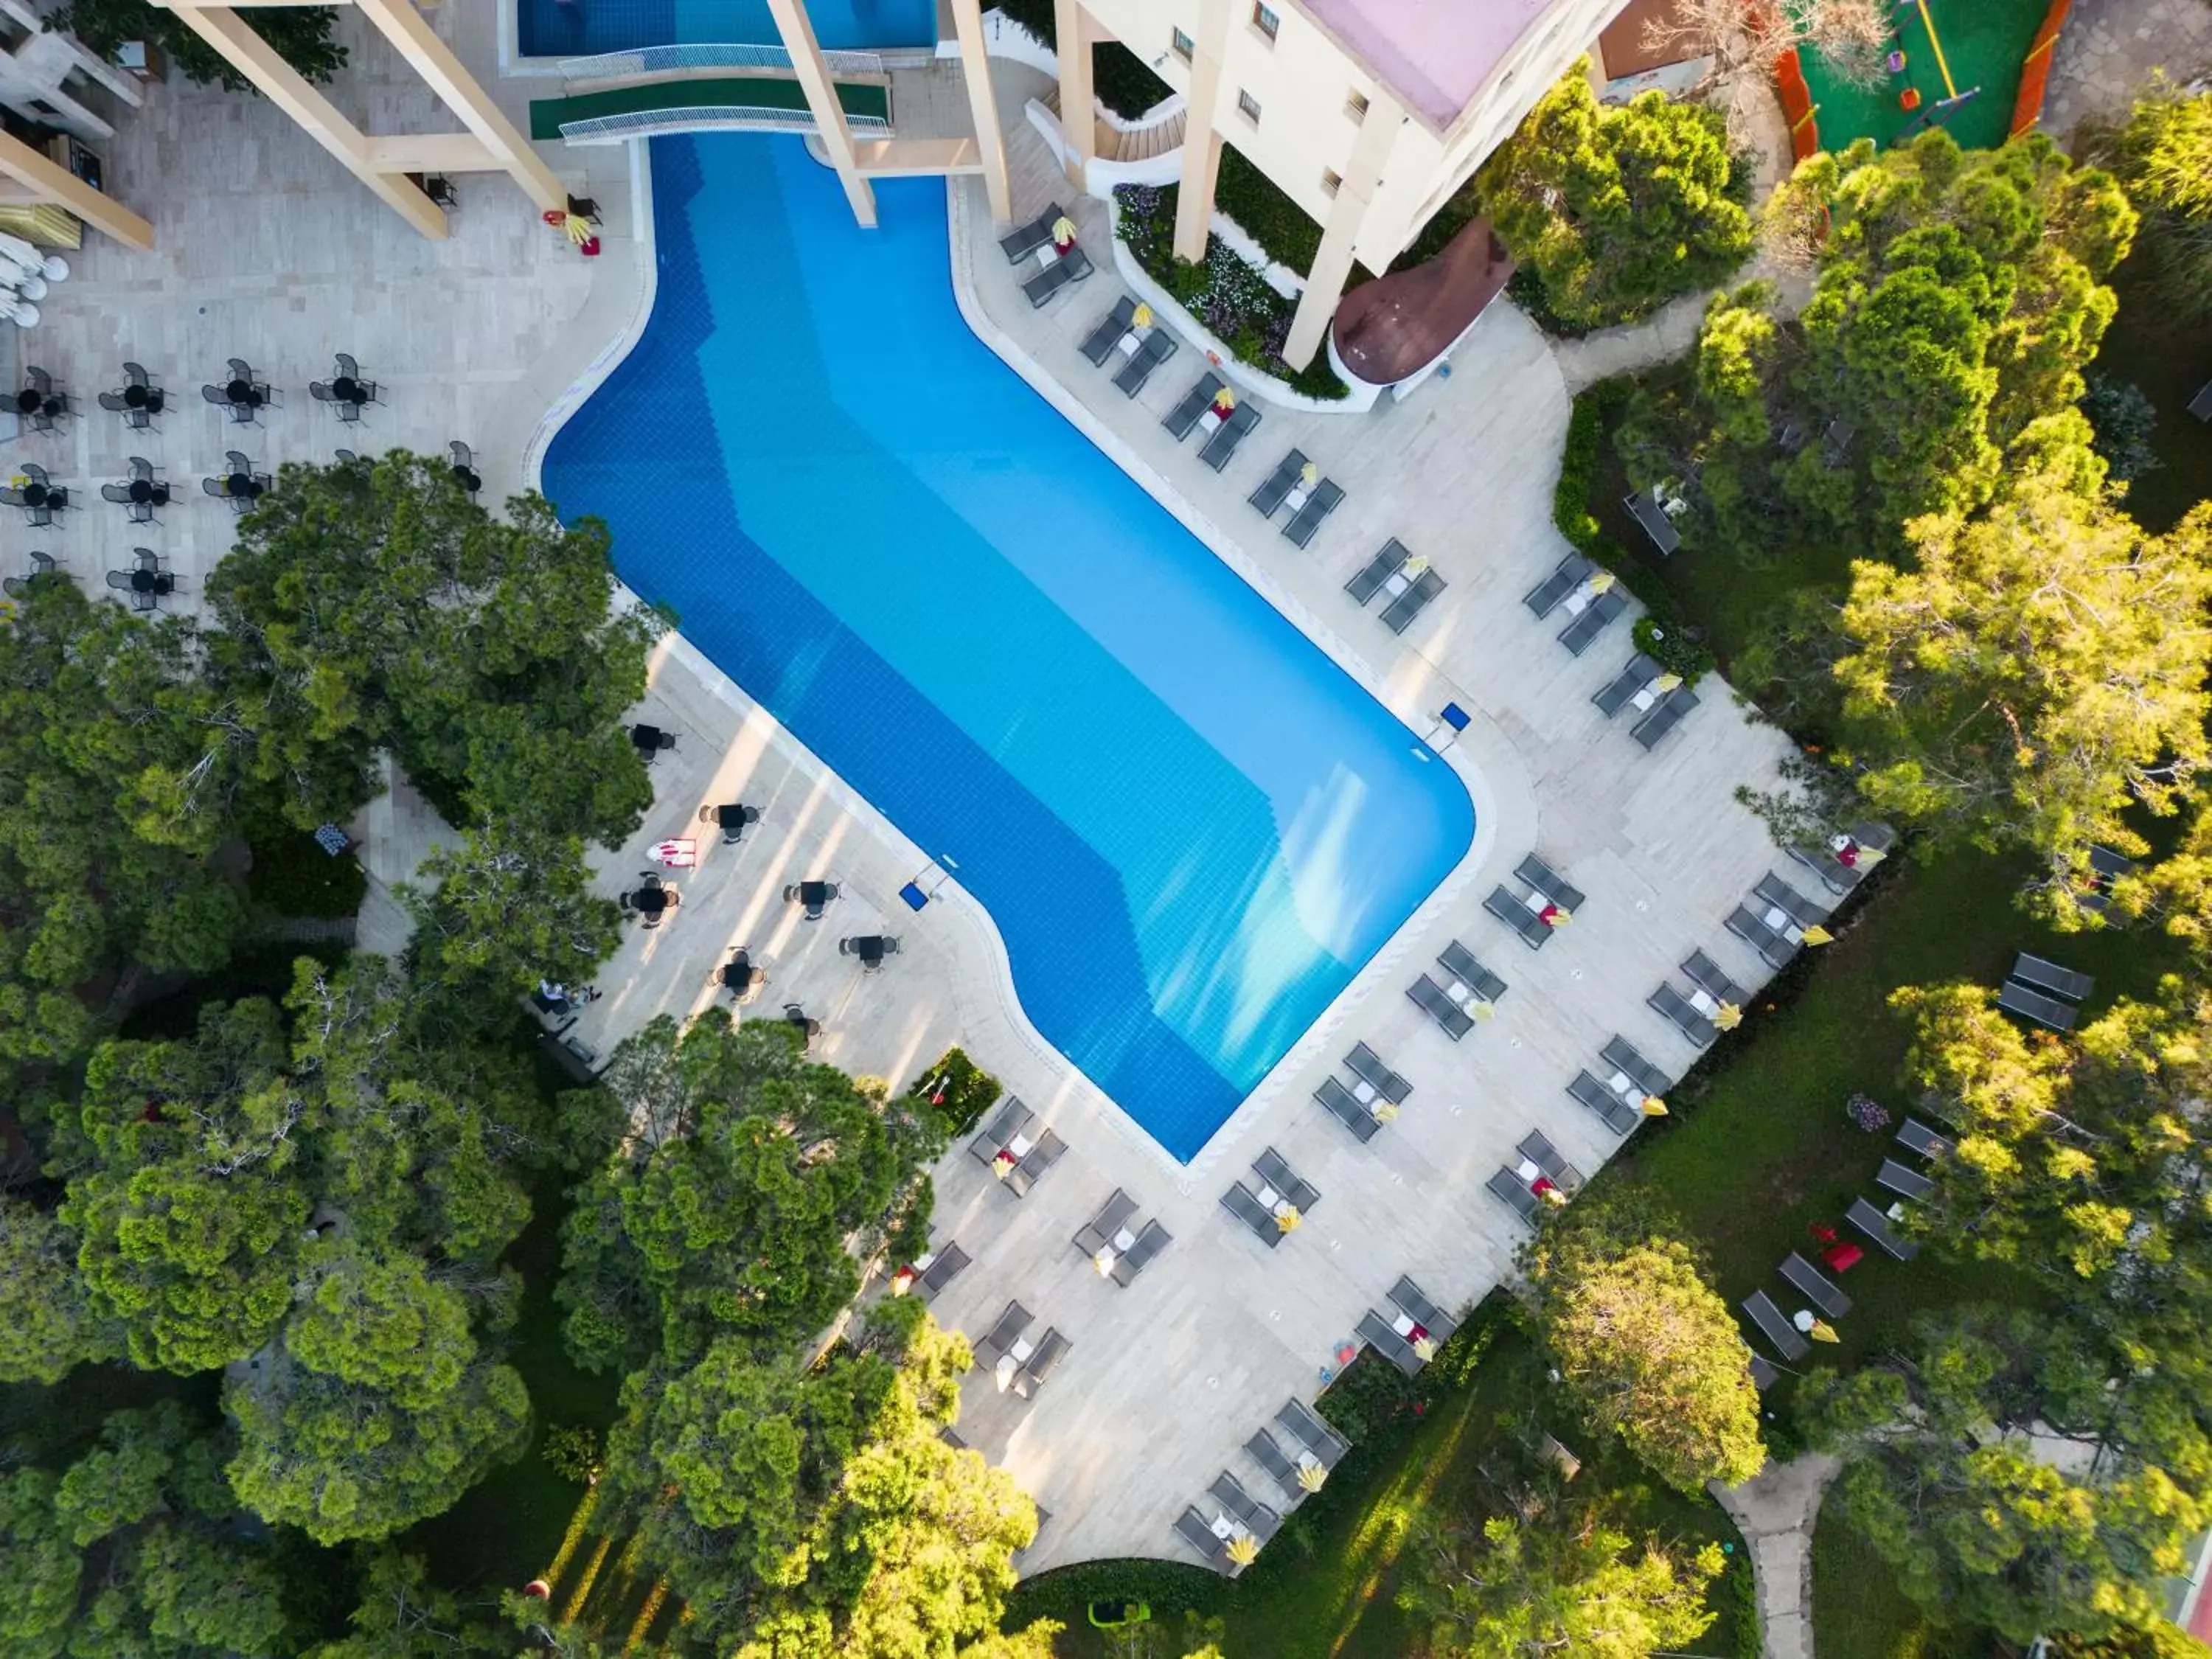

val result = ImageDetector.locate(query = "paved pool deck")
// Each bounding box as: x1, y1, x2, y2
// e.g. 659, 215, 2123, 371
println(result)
29, 32, 1802, 1577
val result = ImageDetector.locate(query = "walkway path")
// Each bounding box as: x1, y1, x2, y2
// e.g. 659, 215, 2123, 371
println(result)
2043, 0, 2211, 139
1713, 1453, 1841, 1659
1548, 266, 1809, 394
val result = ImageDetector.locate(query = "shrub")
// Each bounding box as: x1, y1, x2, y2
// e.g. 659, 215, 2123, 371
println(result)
1217, 144, 1324, 274
1631, 613, 1716, 684
990, 0, 1171, 119
2081, 373, 2162, 484
246, 827, 368, 919
541, 1424, 602, 1484
905, 1047, 1001, 1135
1001, 1557, 1223, 1630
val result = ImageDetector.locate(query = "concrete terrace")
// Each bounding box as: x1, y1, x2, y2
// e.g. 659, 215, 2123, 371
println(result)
24, 29, 1806, 1575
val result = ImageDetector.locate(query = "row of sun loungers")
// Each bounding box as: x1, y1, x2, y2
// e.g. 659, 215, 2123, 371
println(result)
1246, 447, 1348, 548
970, 1299, 1071, 1397
1342, 536, 1445, 633
968, 1096, 1068, 1198
1174, 1470, 1281, 1573
1222, 1147, 1321, 1247
1354, 1275, 1458, 1377
1590, 648, 1700, 748
1525, 553, 1630, 655
1789, 821, 1895, 898
1406, 939, 1509, 1040
1486, 852, 1583, 951
1486, 1129, 1585, 1225
1647, 950, 1746, 1049
1071, 1187, 1172, 1286
1568, 1034, 1672, 1136
1724, 870, 1830, 970
1998, 951, 2096, 1032
1079, 294, 1183, 396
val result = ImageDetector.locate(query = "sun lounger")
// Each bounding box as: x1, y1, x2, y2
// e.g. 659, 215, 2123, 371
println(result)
1113, 327, 1178, 394
1356, 1309, 1424, 1376
1164, 372, 1225, 439
1682, 949, 1747, 1006
1517, 1130, 1583, 1194
1570, 1070, 1641, 1135
1791, 821, 1895, 897
1725, 905, 1798, 970
1649, 982, 1716, 1048
1999, 978, 2077, 1031
1750, 1354, 1778, 1391
1253, 1147, 1320, 1211
1079, 295, 1138, 365
2089, 844, 2135, 882
1408, 973, 1475, 1040
1875, 1157, 1935, 1202
1846, 1196, 1921, 1260
1754, 872, 1828, 925
1557, 587, 1627, 655
1389, 1276, 1458, 1342
2192, 378, 2212, 422
1742, 1288, 1810, 1361
998, 204, 1061, 262
1209, 1472, 1281, 1543
916, 1242, 970, 1295
1282, 479, 1343, 548
1632, 686, 1699, 750
2011, 953, 2093, 1004
1896, 1118, 1952, 1160
1315, 1075, 1382, 1141
1022, 245, 1092, 307
1346, 540, 1408, 605
939, 1425, 967, 1448
1222, 1180, 1287, 1247
1346, 1043, 1410, 1105
1381, 568, 1444, 633
971, 1300, 1032, 1369
1486, 885, 1553, 950
1245, 1427, 1309, 1503
1073, 1189, 1139, 1258
1200, 402, 1260, 470
1276, 1399, 1349, 1469
1625, 487, 1683, 554
970, 1098, 1037, 1164
1524, 553, 1596, 619
1516, 855, 1586, 914
1601, 1035, 1672, 1098
1110, 1219, 1170, 1284
1248, 450, 1307, 517
1173, 1506, 1230, 1566
1594, 653, 1662, 717
1439, 942, 1507, 1004
1781, 1251, 1852, 1316
1001, 1127, 1066, 1197
1013, 1328, 1069, 1397
1487, 1167, 1542, 1221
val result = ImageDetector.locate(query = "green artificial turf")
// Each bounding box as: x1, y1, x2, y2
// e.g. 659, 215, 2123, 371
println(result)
1798, 0, 2048, 154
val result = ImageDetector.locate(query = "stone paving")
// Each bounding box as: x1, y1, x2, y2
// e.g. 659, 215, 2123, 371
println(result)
1714, 1453, 1842, 1659
2043, 0, 2212, 137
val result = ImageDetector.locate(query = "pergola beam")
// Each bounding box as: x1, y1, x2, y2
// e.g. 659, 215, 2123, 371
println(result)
0, 128, 153, 247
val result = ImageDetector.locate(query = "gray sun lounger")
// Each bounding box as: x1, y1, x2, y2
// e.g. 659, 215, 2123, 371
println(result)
1253, 1146, 1319, 1211
1725, 904, 1798, 970
1683, 949, 1746, 1006
1200, 402, 1260, 470
1570, 1070, 1641, 1135
1022, 244, 1092, 307
1557, 586, 1627, 655
1791, 821, 1895, 897
1389, 1276, 1458, 1342
1209, 1472, 1281, 1543
1649, 982, 1716, 1048
1001, 1127, 1066, 1197
1781, 1251, 1852, 1317
2011, 953, 2093, 1004
1315, 1075, 1382, 1141
1079, 295, 1138, 365
1073, 1189, 1140, 1258
1755, 872, 1828, 925
1248, 450, 1307, 518
1346, 540, 1408, 605
1408, 973, 1475, 1040
1164, 372, 1225, 439
1381, 568, 1444, 633
1174, 1506, 1231, 1568
1222, 1180, 1287, 1247
1486, 884, 1553, 949
1601, 1035, 1671, 1098
1524, 553, 1596, 619
1999, 978, 2077, 1031
1282, 479, 1343, 548
1896, 1118, 1953, 1159
1742, 1289, 1810, 1361
916, 1242, 970, 1295
1113, 326, 1178, 394
1632, 686, 1699, 749
1626, 487, 1683, 554
971, 1299, 1033, 1369
1488, 1166, 1542, 1222
1110, 1219, 1170, 1284
1876, 1158, 1936, 1202
1346, 1043, 1410, 1104
1516, 855, 1585, 914
1245, 1426, 1310, 1503
1012, 1328, 1069, 1397
1357, 1309, 1425, 1376
1750, 1354, 1778, 1391
970, 1097, 1037, 1164
1847, 1196, 1921, 1260
1518, 1130, 1582, 1193
1439, 942, 1507, 1004
1594, 653, 1663, 717
1276, 1398, 1347, 1469
998, 204, 1062, 262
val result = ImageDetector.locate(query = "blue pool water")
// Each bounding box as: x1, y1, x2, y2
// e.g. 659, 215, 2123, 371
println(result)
543, 136, 1473, 1160
518, 0, 934, 59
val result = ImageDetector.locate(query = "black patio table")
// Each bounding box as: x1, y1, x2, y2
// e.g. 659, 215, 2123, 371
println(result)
226, 473, 260, 498
22, 482, 48, 507
854, 936, 886, 966
225, 378, 254, 403
128, 479, 154, 504
719, 951, 754, 989
452, 465, 481, 491
714, 803, 751, 829
129, 570, 172, 596
123, 384, 159, 410
797, 880, 833, 909
13, 388, 38, 413
630, 723, 665, 751
633, 886, 668, 915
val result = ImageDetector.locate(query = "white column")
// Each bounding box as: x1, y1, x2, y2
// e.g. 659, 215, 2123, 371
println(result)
1282, 94, 1403, 369
948, 0, 1013, 225
764, 0, 877, 228
1051, 0, 1094, 189
1171, 0, 1231, 263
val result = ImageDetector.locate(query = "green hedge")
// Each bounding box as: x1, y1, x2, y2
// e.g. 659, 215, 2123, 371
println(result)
903, 1047, 1001, 1136
1002, 1557, 1225, 1630
1216, 144, 1322, 274
990, 0, 1172, 119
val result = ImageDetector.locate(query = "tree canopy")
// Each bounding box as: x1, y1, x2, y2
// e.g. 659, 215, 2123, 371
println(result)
2086, 76, 2212, 324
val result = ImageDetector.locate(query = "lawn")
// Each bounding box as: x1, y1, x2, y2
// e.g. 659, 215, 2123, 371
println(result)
2087, 260, 2212, 537
1809, 1484, 1994, 1658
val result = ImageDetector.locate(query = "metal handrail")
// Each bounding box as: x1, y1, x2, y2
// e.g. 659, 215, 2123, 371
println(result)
556, 105, 892, 142
558, 41, 885, 82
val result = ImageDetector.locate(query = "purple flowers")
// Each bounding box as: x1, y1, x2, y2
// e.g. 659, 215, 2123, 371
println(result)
1846, 1093, 1891, 1133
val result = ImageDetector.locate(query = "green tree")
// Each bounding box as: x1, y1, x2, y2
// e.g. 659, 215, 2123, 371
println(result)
1478, 64, 1753, 329
307, 1548, 509, 1659
1520, 1194, 1764, 1492
397, 826, 623, 1012
46, 0, 345, 90
2085, 76, 2212, 323
0, 1197, 111, 1383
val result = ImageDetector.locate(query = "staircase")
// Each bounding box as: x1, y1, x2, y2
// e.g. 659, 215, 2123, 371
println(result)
1042, 88, 1186, 165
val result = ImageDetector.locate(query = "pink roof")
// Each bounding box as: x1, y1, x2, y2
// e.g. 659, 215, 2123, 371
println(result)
1301, 0, 1554, 128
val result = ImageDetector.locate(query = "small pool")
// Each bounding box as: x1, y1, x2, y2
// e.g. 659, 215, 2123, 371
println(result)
518, 0, 935, 60
543, 136, 1474, 1160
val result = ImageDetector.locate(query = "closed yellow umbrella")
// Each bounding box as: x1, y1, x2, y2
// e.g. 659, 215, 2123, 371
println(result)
1543, 906, 1572, 928
1540, 1184, 1569, 1206
1809, 1318, 1840, 1343
1214, 385, 1237, 410
563, 212, 593, 245
1373, 1102, 1400, 1123
1296, 1461, 1327, 1492
1300, 462, 1319, 485
1275, 1204, 1301, 1233
1470, 1000, 1496, 1021
1654, 672, 1683, 692
1715, 1002, 1744, 1031
1804, 925, 1834, 946
1132, 302, 1153, 327
1225, 1533, 1260, 1568
1050, 215, 1077, 244
1587, 571, 1616, 594
1413, 1337, 1438, 1362
1640, 1096, 1669, 1116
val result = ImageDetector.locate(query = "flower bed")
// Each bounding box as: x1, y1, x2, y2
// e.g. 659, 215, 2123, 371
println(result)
1113, 183, 1347, 402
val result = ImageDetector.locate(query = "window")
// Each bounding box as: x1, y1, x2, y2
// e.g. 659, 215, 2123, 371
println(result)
1345, 88, 1370, 124
1320, 167, 1342, 197
1251, 2, 1279, 39
1237, 88, 1262, 125
1170, 27, 1194, 60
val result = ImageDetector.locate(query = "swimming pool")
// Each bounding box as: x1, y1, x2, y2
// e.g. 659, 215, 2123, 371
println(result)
543, 136, 1474, 1160
517, 0, 934, 60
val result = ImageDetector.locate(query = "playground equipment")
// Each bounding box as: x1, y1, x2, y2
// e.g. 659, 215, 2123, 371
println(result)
1890, 0, 1981, 136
